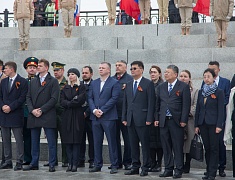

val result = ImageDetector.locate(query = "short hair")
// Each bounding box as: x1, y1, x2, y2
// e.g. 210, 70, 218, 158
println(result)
100, 62, 111, 69
38, 59, 49, 68
0, 60, 3, 66
208, 61, 220, 68
83, 66, 93, 74
116, 60, 127, 65
167, 65, 179, 74
131, 61, 144, 70
5, 61, 17, 72
149, 65, 163, 81
203, 68, 216, 78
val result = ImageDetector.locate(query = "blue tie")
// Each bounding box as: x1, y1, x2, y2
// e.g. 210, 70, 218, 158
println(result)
166, 84, 173, 116
133, 81, 138, 95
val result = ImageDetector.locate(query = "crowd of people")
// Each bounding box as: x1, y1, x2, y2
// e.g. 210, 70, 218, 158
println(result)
0, 58, 234, 180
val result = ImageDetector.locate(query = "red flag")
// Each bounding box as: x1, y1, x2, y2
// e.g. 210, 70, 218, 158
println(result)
120, 0, 141, 23
193, 0, 210, 16
55, 0, 59, 10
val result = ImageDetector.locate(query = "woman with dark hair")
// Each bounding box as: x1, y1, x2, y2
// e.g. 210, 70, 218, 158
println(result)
179, 70, 198, 173
60, 68, 86, 172
195, 68, 224, 180
149, 65, 164, 172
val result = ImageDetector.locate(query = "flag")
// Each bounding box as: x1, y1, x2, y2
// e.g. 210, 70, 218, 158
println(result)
74, 0, 81, 26
55, 0, 59, 10
120, 0, 141, 23
193, 0, 210, 16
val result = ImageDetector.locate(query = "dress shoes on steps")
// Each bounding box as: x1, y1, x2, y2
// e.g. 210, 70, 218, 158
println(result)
71, 165, 77, 172
124, 169, 139, 175
23, 165, 39, 171
66, 165, 72, 172
89, 167, 101, 172
110, 168, 118, 174
0, 163, 13, 169
140, 170, 148, 176
202, 176, 215, 180
14, 162, 22, 171
173, 172, 182, 179
159, 171, 173, 177
49, 166, 55, 172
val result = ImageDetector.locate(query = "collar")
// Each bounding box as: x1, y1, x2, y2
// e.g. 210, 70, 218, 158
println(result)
215, 76, 220, 85
134, 76, 142, 84
9, 74, 17, 82
39, 73, 48, 79
168, 79, 177, 87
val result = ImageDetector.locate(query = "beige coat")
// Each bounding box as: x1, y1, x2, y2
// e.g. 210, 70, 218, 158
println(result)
59, 0, 76, 10
13, 0, 34, 20
210, 0, 234, 21
174, 0, 197, 8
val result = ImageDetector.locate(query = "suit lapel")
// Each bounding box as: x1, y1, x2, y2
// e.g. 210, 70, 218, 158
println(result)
132, 77, 144, 101
99, 77, 110, 96
35, 74, 51, 98
9, 74, 19, 93
169, 80, 179, 97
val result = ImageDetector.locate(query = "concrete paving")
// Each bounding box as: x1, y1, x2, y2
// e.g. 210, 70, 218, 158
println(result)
0, 163, 233, 180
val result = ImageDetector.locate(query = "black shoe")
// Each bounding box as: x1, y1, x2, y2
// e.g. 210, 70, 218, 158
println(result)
0, 163, 13, 169
183, 163, 190, 173
66, 165, 72, 172
62, 163, 68, 167
77, 162, 85, 168
43, 162, 49, 167
202, 176, 209, 180
110, 168, 118, 174
219, 169, 226, 177
108, 164, 122, 169
23, 165, 39, 171
124, 169, 139, 175
14, 162, 22, 171
202, 176, 214, 180
49, 166, 55, 172
89, 167, 101, 172
124, 164, 132, 170
0, 161, 5, 166
22, 162, 30, 165
159, 171, 173, 177
71, 165, 77, 172
173, 172, 182, 179
89, 162, 95, 169
140, 170, 148, 176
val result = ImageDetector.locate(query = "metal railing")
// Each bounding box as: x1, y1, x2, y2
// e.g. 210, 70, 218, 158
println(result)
0, 8, 210, 27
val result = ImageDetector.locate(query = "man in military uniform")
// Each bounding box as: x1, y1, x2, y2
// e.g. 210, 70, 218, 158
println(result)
43, 62, 68, 167
23, 57, 39, 165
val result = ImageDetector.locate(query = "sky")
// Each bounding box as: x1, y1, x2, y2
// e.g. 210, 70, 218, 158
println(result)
1, 0, 158, 13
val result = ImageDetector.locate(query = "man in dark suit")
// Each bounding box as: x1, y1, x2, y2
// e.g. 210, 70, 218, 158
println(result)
88, 62, 120, 174
155, 65, 191, 179
22, 57, 39, 166
23, 59, 60, 172
112, 60, 133, 170
207, 61, 230, 177
0, 61, 28, 170
78, 66, 94, 169
122, 61, 155, 176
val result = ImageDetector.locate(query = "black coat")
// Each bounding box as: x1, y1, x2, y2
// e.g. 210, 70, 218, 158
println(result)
60, 84, 86, 144
26, 73, 60, 128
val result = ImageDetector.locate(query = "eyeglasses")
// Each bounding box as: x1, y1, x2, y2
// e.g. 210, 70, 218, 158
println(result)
130, 67, 141, 71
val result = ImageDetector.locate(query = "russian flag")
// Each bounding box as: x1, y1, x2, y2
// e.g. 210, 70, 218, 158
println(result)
193, 0, 210, 16
120, 0, 141, 23
74, 0, 81, 26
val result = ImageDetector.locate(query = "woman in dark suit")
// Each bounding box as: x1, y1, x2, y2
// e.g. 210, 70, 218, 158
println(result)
149, 65, 163, 172
195, 68, 224, 180
60, 68, 86, 172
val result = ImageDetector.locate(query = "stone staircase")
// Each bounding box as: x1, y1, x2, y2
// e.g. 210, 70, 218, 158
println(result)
0, 22, 234, 169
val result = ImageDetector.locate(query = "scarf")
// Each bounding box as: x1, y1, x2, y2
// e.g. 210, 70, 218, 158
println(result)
202, 82, 217, 97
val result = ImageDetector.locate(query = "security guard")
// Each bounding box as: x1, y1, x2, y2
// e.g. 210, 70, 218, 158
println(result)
23, 57, 39, 165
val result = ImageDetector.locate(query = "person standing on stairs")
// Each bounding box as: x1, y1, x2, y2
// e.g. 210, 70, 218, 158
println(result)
106, 0, 118, 25
13, 0, 34, 51
174, 0, 197, 35
158, 0, 169, 24
139, 0, 151, 24
210, 0, 234, 48
59, 0, 76, 38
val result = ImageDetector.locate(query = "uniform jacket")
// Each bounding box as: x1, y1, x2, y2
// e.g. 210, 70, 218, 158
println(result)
174, 0, 197, 8
59, 0, 76, 10
195, 88, 224, 128
122, 77, 155, 126
13, 0, 34, 20
26, 72, 60, 128
112, 72, 133, 118
0, 74, 28, 127
155, 80, 191, 127
60, 84, 86, 144
210, 0, 234, 21
88, 76, 120, 121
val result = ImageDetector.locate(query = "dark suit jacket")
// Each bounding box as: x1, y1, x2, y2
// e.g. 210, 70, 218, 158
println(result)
122, 77, 155, 127
81, 80, 92, 119
26, 72, 60, 128
155, 80, 191, 127
0, 74, 28, 127
195, 89, 224, 128
88, 76, 120, 121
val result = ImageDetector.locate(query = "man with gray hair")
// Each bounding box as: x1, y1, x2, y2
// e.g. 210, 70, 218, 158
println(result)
155, 65, 191, 179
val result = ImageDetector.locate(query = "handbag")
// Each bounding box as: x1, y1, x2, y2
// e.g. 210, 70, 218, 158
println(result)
189, 134, 204, 162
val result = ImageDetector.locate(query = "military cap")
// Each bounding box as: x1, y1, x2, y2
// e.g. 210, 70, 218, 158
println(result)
23, 57, 39, 69
51, 62, 66, 71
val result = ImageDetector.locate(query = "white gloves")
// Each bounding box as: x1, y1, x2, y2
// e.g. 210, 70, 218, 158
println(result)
30, 20, 33, 24
192, 3, 196, 7
226, 16, 231, 20
175, 4, 178, 8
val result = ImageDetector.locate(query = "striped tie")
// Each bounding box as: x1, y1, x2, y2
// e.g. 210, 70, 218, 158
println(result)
166, 84, 173, 116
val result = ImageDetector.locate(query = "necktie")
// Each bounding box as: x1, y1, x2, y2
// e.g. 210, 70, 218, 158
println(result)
133, 81, 138, 95
117, 76, 121, 80
8, 78, 13, 92
166, 84, 173, 116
